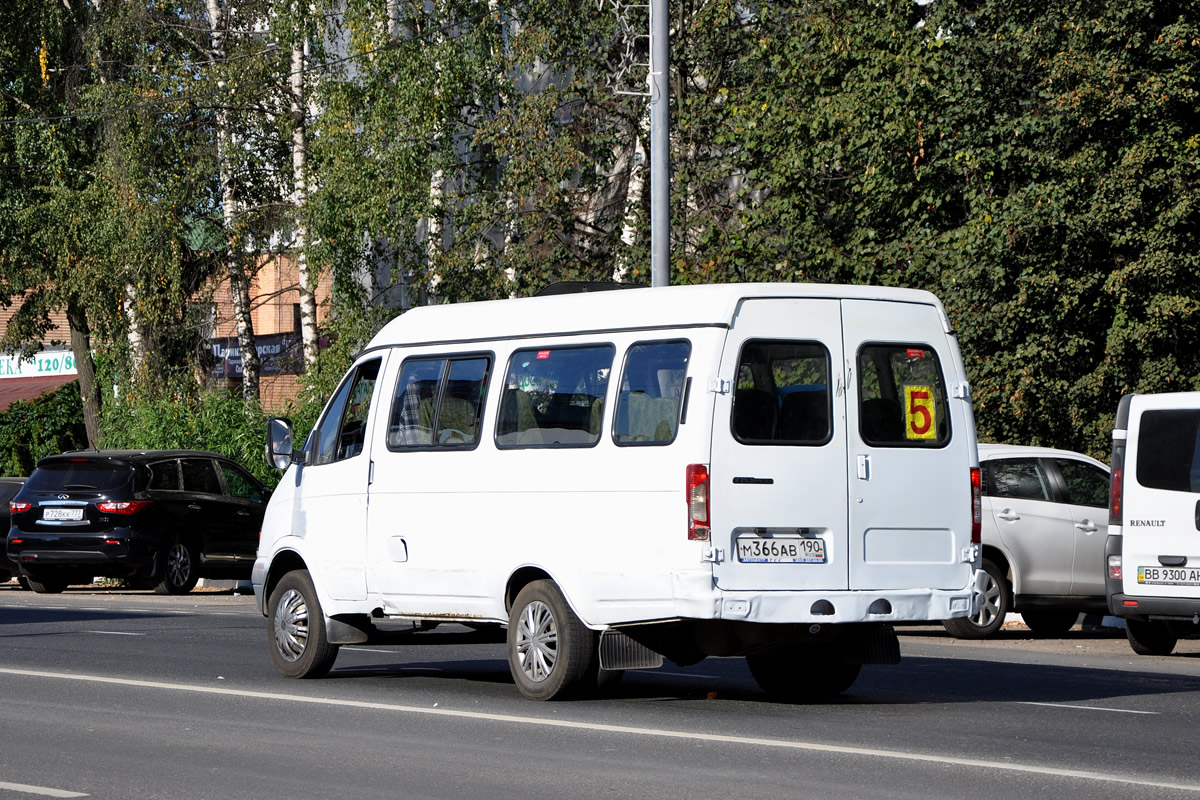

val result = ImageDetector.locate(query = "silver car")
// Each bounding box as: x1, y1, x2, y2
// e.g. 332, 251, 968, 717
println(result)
944, 443, 1111, 638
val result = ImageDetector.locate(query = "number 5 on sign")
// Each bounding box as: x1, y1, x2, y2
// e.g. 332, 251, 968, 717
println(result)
904, 385, 936, 440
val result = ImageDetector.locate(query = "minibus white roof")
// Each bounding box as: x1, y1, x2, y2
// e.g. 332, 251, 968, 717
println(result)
367, 282, 946, 349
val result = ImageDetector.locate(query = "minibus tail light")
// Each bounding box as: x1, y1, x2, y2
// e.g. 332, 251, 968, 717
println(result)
687, 464, 710, 541
970, 468, 982, 544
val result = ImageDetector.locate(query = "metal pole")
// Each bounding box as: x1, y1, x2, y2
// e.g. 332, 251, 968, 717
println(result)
649, 0, 669, 287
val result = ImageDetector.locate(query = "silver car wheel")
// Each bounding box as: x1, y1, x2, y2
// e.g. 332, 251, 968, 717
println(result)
273, 587, 309, 663
514, 599, 557, 682
972, 571, 1002, 628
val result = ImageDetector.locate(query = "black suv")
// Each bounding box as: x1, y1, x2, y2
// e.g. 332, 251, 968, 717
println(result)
7, 450, 269, 594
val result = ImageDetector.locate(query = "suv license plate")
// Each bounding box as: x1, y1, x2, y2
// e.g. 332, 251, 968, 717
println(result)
1137, 566, 1200, 587
736, 536, 826, 564
43, 507, 84, 521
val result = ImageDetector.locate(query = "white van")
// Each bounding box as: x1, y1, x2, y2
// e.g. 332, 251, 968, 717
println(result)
1106, 392, 1200, 655
254, 282, 983, 700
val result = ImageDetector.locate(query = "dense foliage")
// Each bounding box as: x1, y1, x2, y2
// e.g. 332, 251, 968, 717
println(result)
0, 384, 87, 476
1, 0, 1196, 461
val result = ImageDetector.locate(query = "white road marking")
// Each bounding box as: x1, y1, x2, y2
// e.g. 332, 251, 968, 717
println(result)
0, 780, 87, 797
343, 647, 407, 655
85, 631, 145, 637
0, 667, 1195, 792
1019, 701, 1159, 715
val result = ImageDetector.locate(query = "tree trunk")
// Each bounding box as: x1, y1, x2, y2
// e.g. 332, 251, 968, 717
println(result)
206, 0, 260, 404
66, 301, 102, 449
289, 35, 319, 372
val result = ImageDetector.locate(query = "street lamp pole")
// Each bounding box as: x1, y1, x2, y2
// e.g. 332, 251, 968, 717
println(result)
649, 0, 669, 287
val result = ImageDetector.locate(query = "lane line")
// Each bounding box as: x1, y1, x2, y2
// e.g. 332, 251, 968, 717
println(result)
85, 631, 146, 637
0, 780, 87, 797
1019, 701, 1159, 715
0, 667, 1195, 792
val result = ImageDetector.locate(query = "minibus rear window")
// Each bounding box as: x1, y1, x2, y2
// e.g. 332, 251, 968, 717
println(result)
857, 344, 950, 447
496, 345, 613, 448
731, 340, 831, 446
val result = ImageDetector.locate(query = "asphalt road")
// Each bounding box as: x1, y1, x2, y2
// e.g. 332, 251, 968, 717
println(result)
3, 584, 1200, 800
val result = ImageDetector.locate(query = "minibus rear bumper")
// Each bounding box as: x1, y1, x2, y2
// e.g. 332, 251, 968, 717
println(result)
671, 569, 981, 625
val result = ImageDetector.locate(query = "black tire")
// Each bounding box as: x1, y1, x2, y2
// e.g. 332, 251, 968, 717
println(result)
1126, 619, 1177, 656
943, 558, 1009, 639
16, 575, 30, 591
154, 537, 199, 595
506, 580, 598, 700
1021, 609, 1080, 636
267, 570, 339, 678
746, 647, 862, 701
25, 572, 69, 594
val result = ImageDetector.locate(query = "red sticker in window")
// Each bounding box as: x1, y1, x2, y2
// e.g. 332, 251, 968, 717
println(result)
906, 348, 925, 359
536, 350, 551, 360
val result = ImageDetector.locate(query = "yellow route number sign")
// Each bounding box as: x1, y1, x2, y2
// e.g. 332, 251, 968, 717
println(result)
904, 385, 936, 440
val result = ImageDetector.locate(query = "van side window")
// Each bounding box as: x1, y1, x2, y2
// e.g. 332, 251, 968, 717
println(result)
497, 345, 613, 448
614, 340, 690, 445
732, 340, 830, 445
857, 344, 950, 447
989, 459, 1050, 501
311, 358, 381, 465
1137, 409, 1200, 492
388, 355, 490, 449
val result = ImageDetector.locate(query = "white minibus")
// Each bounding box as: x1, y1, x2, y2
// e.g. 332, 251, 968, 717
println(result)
254, 282, 983, 700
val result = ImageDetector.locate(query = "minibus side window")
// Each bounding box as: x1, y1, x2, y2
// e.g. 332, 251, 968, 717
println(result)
731, 340, 830, 446
857, 344, 950, 447
311, 358, 381, 465
388, 355, 491, 450
614, 340, 690, 446
496, 345, 614, 448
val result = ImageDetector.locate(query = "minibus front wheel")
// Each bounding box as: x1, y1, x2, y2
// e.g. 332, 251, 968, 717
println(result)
268, 569, 340, 678
507, 579, 599, 700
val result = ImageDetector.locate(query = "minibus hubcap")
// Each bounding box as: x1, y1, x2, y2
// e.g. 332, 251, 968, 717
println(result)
274, 588, 309, 662
515, 600, 557, 682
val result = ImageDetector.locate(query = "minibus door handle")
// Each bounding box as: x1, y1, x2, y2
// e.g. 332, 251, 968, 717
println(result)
856, 454, 870, 481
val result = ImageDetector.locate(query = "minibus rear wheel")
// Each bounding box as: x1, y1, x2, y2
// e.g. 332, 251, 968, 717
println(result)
268, 569, 340, 678
746, 647, 861, 702
507, 580, 598, 700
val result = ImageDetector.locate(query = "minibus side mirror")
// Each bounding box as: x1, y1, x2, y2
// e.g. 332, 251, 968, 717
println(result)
266, 417, 301, 470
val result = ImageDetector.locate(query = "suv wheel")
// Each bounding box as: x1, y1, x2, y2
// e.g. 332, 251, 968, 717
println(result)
154, 538, 199, 595
26, 572, 69, 594
1126, 619, 1177, 656
942, 558, 1009, 639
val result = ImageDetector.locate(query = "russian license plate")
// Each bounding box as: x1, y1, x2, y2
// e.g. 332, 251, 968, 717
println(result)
736, 535, 826, 564
1137, 566, 1200, 587
42, 507, 84, 521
